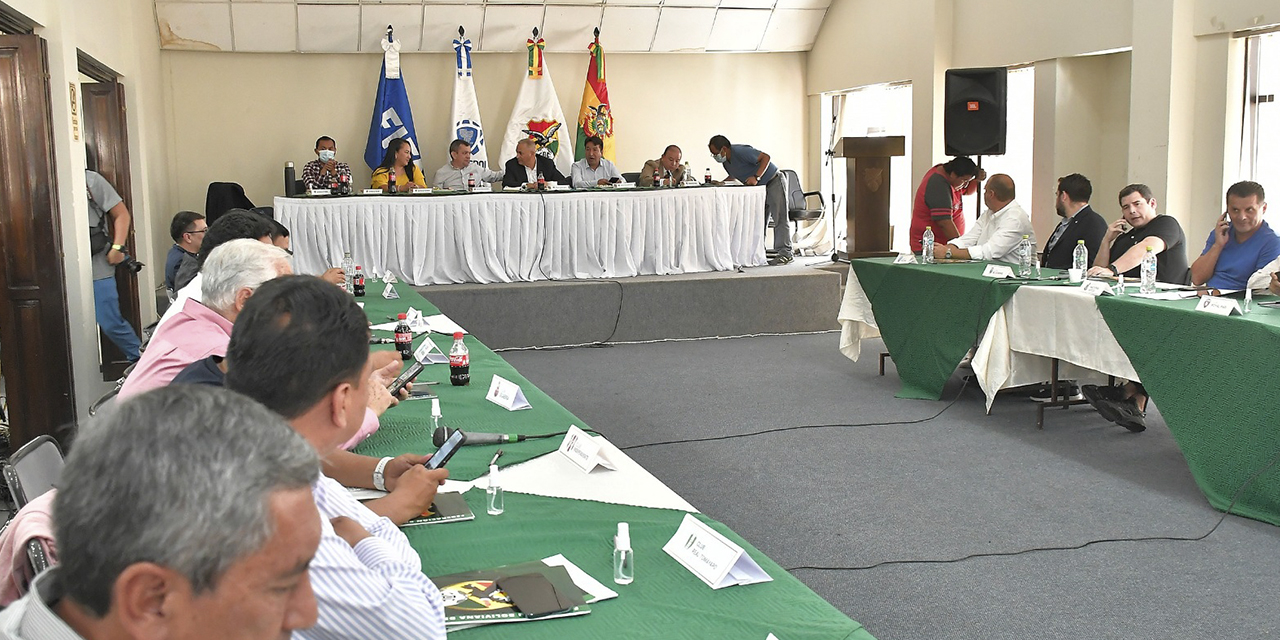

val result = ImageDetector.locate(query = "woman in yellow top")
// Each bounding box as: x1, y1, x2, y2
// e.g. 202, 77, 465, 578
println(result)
370, 137, 427, 192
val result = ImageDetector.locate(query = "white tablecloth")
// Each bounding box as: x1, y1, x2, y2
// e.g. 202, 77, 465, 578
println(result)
275, 187, 767, 286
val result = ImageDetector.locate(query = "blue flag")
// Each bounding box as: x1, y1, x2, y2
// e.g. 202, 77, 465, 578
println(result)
364, 52, 422, 171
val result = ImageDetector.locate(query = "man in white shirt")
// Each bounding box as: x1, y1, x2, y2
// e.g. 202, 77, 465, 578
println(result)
570, 135, 623, 188
225, 275, 448, 640
932, 174, 1035, 263
433, 138, 503, 191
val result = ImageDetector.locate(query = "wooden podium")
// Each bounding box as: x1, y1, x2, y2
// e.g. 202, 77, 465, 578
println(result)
834, 136, 905, 259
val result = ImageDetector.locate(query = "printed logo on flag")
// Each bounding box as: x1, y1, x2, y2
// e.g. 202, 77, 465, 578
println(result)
581, 104, 613, 139
456, 119, 485, 153
523, 119, 562, 159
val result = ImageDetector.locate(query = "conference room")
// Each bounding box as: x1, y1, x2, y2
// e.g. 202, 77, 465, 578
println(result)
1, 0, 1280, 638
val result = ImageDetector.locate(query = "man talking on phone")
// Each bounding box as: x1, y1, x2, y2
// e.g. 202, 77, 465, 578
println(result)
1189, 181, 1280, 292
226, 275, 448, 640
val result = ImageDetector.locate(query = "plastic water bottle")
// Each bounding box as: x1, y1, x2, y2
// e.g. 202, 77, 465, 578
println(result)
922, 226, 935, 264
341, 252, 354, 294
1140, 246, 1157, 294
1072, 240, 1088, 273
486, 464, 504, 516
449, 332, 470, 386
613, 522, 635, 585
1018, 235, 1033, 277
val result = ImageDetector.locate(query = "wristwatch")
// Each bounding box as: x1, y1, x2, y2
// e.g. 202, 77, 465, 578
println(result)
1107, 264, 1119, 276
944, 247, 953, 259
110, 244, 124, 252
373, 456, 393, 492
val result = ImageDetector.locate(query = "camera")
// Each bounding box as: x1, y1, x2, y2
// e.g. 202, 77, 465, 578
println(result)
118, 252, 144, 274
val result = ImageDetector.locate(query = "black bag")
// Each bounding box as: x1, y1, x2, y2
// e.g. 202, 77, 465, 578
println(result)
87, 186, 111, 255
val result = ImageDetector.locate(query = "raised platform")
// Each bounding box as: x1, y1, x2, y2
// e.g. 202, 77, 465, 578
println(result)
414, 260, 843, 349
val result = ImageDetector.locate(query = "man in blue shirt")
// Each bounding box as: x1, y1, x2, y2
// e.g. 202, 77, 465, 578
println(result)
1189, 181, 1280, 291
164, 210, 205, 296
709, 135, 792, 265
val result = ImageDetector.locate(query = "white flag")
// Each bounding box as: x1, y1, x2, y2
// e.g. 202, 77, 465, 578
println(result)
451, 35, 489, 168
499, 35, 573, 177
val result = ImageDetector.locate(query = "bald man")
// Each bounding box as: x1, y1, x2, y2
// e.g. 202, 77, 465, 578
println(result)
933, 174, 1035, 263
501, 139, 568, 189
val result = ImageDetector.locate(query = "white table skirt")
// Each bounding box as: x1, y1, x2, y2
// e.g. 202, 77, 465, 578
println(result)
275, 187, 767, 286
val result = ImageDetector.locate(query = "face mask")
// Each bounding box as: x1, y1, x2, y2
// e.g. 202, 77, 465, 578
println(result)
318, 150, 336, 162
712, 153, 727, 163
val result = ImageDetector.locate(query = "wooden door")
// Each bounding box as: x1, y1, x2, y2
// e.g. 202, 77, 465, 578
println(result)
0, 35, 78, 448
82, 81, 140, 381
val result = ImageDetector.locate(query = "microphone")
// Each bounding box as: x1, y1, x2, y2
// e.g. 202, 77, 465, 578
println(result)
370, 337, 396, 345
432, 426, 527, 447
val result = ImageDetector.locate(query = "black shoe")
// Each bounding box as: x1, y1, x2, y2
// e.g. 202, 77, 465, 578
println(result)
1080, 384, 1125, 424
1030, 381, 1081, 403
768, 254, 794, 266
1114, 399, 1147, 432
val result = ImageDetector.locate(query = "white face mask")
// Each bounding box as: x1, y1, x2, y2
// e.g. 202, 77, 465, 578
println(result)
318, 149, 336, 162
712, 153, 727, 164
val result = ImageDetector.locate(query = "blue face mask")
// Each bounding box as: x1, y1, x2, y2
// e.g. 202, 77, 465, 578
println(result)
318, 149, 336, 162
712, 152, 727, 163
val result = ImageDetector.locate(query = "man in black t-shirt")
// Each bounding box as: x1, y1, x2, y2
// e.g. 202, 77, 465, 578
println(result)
1086, 183, 1189, 284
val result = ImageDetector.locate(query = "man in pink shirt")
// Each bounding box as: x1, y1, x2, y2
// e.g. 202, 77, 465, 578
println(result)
119, 239, 291, 398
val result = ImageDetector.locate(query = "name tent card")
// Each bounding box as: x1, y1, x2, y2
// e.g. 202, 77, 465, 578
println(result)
382, 283, 400, 300
1195, 296, 1242, 316
414, 340, 450, 365
306, 188, 331, 196
486, 374, 531, 411
362, 188, 382, 195
557, 425, 616, 473
893, 253, 918, 265
662, 513, 772, 590
411, 187, 432, 194
982, 264, 1015, 279
1080, 280, 1114, 297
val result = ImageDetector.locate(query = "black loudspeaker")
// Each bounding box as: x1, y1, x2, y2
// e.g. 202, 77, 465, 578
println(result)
944, 67, 1007, 156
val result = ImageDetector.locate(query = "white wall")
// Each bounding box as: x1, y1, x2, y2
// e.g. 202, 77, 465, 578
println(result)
160, 50, 810, 212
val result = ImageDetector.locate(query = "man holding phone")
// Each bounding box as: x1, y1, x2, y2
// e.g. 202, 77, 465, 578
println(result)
570, 135, 623, 188
226, 275, 448, 640
1086, 183, 1189, 284
1189, 181, 1280, 291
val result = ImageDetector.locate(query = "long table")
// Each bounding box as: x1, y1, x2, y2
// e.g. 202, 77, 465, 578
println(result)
275, 186, 767, 286
839, 257, 1280, 527
355, 282, 875, 638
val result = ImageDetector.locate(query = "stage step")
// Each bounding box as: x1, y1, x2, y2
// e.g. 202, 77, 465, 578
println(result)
414, 263, 842, 350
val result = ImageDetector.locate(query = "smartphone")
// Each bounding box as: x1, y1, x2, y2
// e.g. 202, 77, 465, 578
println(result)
387, 360, 425, 396
425, 429, 466, 469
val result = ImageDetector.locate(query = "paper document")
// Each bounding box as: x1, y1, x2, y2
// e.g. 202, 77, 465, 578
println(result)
1129, 291, 1199, 300
347, 479, 474, 501
541, 554, 617, 603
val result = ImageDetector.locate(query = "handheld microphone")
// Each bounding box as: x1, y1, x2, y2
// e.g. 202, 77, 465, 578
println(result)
432, 426, 528, 447
370, 337, 396, 345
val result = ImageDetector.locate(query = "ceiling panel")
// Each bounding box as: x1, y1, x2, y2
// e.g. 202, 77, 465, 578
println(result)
718, 0, 775, 9
599, 6, 659, 52
705, 8, 769, 51
298, 4, 360, 52
758, 8, 825, 52
360, 5, 424, 52
424, 6, 487, 52
774, 0, 830, 8
650, 7, 715, 52
156, 2, 234, 51
540, 6, 604, 52
479, 5, 546, 52
231, 3, 295, 52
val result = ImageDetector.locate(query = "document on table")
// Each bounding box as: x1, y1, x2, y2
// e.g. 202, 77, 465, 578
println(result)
1129, 291, 1200, 300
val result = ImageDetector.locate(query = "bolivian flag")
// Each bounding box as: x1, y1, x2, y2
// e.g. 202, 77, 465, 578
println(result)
575, 35, 615, 162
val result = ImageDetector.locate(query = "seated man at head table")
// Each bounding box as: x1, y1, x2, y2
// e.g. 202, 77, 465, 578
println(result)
502, 138, 569, 189
639, 144, 685, 188
1041, 173, 1108, 270
931, 174, 1034, 263
1189, 181, 1280, 293
164, 210, 205, 296
570, 135, 623, 188
432, 138, 503, 191
909, 155, 984, 255
303, 135, 353, 190
0, 385, 323, 640
1081, 183, 1190, 434
120, 239, 291, 399
708, 134, 792, 265
225, 275, 449, 640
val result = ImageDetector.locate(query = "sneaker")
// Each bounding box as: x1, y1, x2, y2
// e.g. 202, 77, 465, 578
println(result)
1080, 384, 1125, 424
768, 254, 794, 266
1113, 399, 1147, 433
1030, 381, 1082, 403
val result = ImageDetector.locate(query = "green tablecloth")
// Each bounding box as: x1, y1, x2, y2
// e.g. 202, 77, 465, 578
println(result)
353, 282, 597, 481
1096, 294, 1280, 526
850, 258, 1023, 400
406, 491, 874, 640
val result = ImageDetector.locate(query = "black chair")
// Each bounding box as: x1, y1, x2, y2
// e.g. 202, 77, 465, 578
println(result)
621, 172, 641, 184
205, 182, 256, 226
781, 169, 825, 224
1, 436, 64, 578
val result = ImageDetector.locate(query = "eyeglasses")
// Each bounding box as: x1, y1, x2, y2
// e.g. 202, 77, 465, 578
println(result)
184, 228, 207, 236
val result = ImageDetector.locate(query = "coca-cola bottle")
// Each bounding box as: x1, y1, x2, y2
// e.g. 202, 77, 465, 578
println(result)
353, 266, 365, 297
449, 332, 470, 386
388, 168, 398, 194
394, 313, 413, 360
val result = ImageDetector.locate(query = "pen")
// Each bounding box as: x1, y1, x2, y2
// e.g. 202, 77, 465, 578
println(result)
489, 449, 503, 466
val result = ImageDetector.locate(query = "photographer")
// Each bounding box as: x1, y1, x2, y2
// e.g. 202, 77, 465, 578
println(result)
86, 168, 141, 362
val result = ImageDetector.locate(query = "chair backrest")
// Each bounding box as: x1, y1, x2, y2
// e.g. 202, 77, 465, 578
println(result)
621, 172, 641, 184
782, 169, 805, 212
4, 436, 64, 508
204, 182, 256, 226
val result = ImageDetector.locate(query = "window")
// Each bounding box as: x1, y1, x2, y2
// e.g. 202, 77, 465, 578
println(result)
1241, 32, 1280, 190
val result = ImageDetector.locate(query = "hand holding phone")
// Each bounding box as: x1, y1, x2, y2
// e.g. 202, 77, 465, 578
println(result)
425, 429, 467, 469
387, 360, 424, 396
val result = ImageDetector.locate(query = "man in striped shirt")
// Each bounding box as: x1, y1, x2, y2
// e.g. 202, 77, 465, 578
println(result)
226, 275, 448, 640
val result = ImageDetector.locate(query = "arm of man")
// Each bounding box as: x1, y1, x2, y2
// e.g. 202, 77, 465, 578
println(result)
1109, 236, 1167, 274
605, 161, 623, 183
1246, 247, 1280, 290
963, 214, 1031, 262
1189, 219, 1230, 285
431, 166, 450, 189
309, 514, 447, 638
922, 173, 959, 242
570, 164, 592, 189
638, 161, 656, 187
1089, 219, 1127, 273
106, 201, 131, 265
937, 217, 983, 259
484, 167, 504, 183
501, 160, 524, 188
746, 152, 771, 186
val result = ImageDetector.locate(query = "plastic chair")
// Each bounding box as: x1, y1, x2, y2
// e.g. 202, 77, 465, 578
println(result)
2, 436, 64, 577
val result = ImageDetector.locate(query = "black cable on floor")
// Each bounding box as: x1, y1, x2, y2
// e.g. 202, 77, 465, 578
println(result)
619, 377, 974, 452
784, 441, 1280, 573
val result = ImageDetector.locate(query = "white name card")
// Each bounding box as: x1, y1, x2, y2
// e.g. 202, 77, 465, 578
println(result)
983, 264, 1015, 279
413, 340, 450, 365
1079, 280, 1114, 297
411, 187, 432, 194
662, 513, 772, 590
550, 184, 571, 191
1195, 296, 1241, 316
362, 188, 382, 195
893, 252, 918, 264
306, 188, 331, 196
486, 374, 531, 411
381, 282, 400, 299
557, 425, 616, 473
